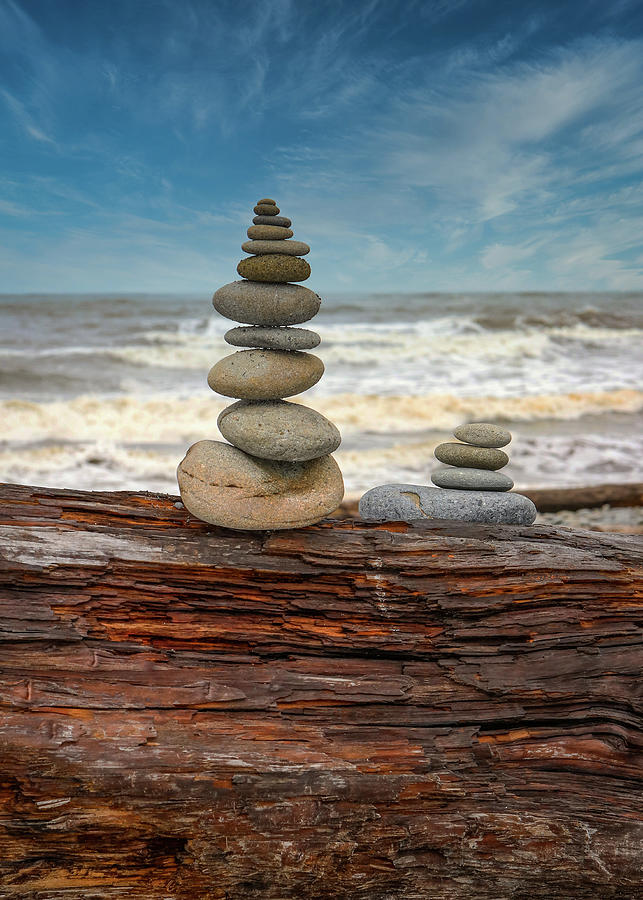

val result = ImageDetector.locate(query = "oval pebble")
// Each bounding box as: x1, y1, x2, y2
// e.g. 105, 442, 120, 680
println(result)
225, 326, 320, 351
247, 225, 293, 241
453, 423, 512, 448
208, 349, 323, 399
242, 239, 310, 257
257, 198, 276, 205
218, 400, 340, 461
434, 442, 508, 470
253, 215, 292, 227
212, 281, 321, 326
431, 467, 514, 491
254, 203, 280, 215
177, 440, 344, 530
238, 255, 311, 283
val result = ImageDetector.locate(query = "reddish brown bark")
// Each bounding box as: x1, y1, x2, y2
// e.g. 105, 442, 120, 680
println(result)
0, 482, 641, 899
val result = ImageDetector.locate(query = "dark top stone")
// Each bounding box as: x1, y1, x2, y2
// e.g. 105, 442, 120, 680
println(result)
253, 215, 292, 228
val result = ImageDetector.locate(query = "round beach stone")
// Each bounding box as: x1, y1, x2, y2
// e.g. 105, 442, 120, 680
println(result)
242, 239, 310, 257
254, 203, 280, 216
213, 281, 321, 326
453, 422, 512, 448
247, 225, 293, 240
218, 400, 341, 461
208, 349, 323, 399
253, 215, 292, 227
178, 440, 344, 530
434, 442, 509, 470
225, 325, 320, 351
257, 198, 276, 205
359, 484, 536, 525
431, 468, 513, 491
238, 255, 311, 283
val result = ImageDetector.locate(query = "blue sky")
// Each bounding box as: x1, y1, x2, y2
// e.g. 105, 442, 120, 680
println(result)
1, 0, 643, 293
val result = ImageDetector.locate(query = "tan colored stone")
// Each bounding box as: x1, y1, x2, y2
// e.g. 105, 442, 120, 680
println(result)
254, 203, 280, 215
257, 198, 276, 205
218, 400, 341, 461
238, 255, 311, 283
454, 422, 512, 448
247, 225, 293, 240
242, 239, 310, 257
208, 349, 323, 399
177, 440, 344, 530
434, 442, 509, 470
212, 281, 321, 326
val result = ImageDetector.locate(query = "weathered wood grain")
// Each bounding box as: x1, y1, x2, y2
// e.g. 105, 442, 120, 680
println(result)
0, 482, 641, 899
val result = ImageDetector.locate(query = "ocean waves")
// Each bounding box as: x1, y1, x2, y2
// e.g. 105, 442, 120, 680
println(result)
4, 316, 637, 405
1, 291, 641, 495
3, 388, 641, 443
2, 407, 641, 497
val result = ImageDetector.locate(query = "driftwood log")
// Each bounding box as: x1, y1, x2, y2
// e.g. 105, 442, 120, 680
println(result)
522, 481, 643, 512
0, 482, 641, 899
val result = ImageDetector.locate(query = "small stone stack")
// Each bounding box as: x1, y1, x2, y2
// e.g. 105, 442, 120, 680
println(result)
359, 421, 536, 525
431, 422, 513, 491
177, 198, 344, 530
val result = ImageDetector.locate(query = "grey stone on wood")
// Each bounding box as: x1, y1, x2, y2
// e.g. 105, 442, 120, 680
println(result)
359, 484, 536, 525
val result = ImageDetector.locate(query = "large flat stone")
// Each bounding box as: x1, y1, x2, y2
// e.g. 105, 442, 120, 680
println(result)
218, 400, 341, 461
212, 281, 321, 326
177, 440, 344, 530
359, 484, 537, 525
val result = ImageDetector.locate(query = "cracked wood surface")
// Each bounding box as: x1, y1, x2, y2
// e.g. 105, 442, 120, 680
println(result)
0, 482, 641, 899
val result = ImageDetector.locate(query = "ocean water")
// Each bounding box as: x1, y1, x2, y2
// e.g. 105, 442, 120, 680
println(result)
0, 291, 641, 498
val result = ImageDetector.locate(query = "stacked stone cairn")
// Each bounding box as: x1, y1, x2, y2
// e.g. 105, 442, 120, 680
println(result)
359, 422, 537, 525
177, 198, 344, 530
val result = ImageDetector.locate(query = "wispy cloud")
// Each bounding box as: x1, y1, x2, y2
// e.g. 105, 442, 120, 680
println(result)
1, 1, 642, 291
0, 88, 55, 144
